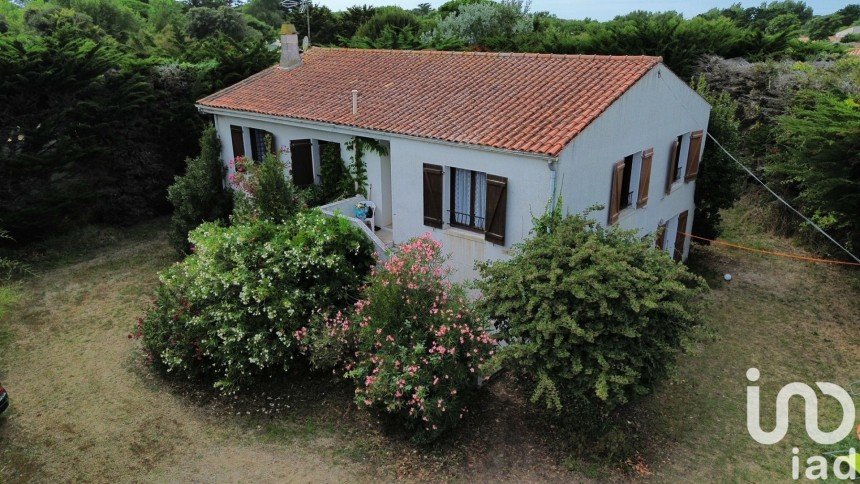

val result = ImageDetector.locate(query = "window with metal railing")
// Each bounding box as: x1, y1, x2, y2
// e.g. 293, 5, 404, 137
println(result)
450, 167, 487, 231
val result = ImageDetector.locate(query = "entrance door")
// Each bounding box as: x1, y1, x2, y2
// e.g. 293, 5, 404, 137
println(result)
290, 139, 315, 187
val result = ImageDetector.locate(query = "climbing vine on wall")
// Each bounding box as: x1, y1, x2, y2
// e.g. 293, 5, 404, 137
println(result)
345, 137, 389, 197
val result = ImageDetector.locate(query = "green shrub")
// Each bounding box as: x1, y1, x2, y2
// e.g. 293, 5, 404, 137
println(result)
139, 210, 375, 392
769, 89, 860, 253
230, 148, 305, 224
476, 207, 706, 414
167, 125, 233, 255
691, 77, 744, 240
318, 141, 352, 203
316, 234, 495, 443
354, 7, 422, 41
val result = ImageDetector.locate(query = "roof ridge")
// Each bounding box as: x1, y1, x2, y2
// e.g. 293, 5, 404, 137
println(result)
306, 46, 662, 62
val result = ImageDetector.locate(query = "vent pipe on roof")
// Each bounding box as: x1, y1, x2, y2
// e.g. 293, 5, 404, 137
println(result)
279, 23, 301, 70
352, 90, 359, 115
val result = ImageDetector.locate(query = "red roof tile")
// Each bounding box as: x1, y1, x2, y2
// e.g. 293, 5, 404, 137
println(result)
198, 48, 661, 157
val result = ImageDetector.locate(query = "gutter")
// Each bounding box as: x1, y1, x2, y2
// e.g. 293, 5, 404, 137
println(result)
548, 158, 559, 209
196, 105, 556, 162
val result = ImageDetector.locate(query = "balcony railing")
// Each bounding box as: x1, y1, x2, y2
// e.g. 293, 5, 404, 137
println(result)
317, 195, 390, 261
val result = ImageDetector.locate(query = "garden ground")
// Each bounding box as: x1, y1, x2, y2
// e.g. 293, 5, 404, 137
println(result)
0, 208, 858, 482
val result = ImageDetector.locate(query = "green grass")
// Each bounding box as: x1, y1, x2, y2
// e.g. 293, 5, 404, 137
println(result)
0, 212, 857, 481
0, 284, 19, 348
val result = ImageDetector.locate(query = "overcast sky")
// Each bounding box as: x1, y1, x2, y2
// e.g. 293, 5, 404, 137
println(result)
319, 0, 848, 21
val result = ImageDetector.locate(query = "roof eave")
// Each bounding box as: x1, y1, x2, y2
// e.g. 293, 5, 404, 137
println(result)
197, 104, 561, 160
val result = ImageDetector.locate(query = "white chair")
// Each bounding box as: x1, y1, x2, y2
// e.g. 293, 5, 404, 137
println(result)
362, 201, 376, 231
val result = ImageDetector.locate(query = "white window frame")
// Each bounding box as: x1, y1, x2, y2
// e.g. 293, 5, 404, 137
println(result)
673, 133, 692, 186
619, 151, 644, 215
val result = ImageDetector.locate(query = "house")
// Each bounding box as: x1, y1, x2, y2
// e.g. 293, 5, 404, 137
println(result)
196, 25, 710, 281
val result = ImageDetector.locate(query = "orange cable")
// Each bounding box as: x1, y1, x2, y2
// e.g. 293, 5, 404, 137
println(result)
680, 232, 860, 267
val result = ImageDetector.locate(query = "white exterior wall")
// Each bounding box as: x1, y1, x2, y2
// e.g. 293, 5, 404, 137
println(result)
212, 113, 356, 181
388, 138, 552, 282
556, 64, 711, 260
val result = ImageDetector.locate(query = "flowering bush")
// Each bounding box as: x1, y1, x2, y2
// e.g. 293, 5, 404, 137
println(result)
139, 210, 375, 392
316, 234, 495, 442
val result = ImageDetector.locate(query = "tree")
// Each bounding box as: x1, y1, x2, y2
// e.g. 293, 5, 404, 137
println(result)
430, 0, 532, 48
166, 125, 233, 254
68, 0, 142, 42
476, 207, 706, 413
412, 2, 432, 16
0, 28, 162, 241
353, 6, 421, 42
242, 0, 282, 28
769, 89, 860, 253
186, 6, 249, 41
691, 77, 743, 240
336, 4, 376, 39
286, 3, 339, 45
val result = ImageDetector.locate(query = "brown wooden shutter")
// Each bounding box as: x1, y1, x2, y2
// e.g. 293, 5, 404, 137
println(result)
674, 210, 689, 262
655, 222, 666, 250
423, 164, 444, 228
666, 138, 679, 194
637, 148, 653, 208
230, 126, 245, 158
685, 130, 703, 182
608, 160, 625, 225
485, 175, 507, 245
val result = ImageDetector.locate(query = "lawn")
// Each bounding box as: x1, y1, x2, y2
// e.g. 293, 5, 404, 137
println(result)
0, 213, 857, 482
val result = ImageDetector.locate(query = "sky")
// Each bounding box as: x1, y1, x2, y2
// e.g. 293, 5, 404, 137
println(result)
319, 0, 849, 21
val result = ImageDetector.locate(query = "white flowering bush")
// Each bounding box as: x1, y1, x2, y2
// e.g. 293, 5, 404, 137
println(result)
138, 210, 375, 392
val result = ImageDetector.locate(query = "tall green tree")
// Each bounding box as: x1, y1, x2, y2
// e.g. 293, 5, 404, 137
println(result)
769, 90, 860, 253
167, 125, 233, 254
691, 77, 743, 240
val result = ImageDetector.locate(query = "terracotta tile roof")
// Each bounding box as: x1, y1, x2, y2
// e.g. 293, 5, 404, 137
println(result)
198, 48, 662, 157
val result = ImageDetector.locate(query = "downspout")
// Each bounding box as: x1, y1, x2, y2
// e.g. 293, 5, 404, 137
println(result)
548, 157, 559, 210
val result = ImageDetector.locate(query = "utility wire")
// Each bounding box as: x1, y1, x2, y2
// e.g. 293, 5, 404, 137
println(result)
656, 71, 860, 264
680, 231, 860, 266
705, 133, 860, 264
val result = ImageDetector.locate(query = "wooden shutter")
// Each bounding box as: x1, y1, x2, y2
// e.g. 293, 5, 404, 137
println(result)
608, 160, 625, 225
685, 130, 703, 182
674, 210, 689, 262
484, 175, 507, 245
666, 138, 679, 194
637, 148, 653, 208
230, 126, 245, 158
655, 222, 667, 250
423, 164, 444, 228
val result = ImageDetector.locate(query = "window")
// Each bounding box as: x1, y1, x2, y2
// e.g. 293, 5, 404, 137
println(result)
249, 128, 275, 161
230, 125, 245, 159
450, 168, 487, 231
673, 134, 685, 182
619, 155, 634, 210
423, 165, 507, 245
608, 148, 653, 224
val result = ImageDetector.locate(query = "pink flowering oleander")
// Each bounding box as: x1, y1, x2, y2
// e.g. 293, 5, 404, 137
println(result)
330, 234, 496, 442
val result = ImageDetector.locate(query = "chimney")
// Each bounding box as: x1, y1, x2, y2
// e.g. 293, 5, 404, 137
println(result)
279, 23, 301, 70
